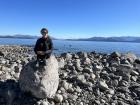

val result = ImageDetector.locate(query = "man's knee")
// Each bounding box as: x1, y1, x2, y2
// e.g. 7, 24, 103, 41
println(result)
46, 53, 51, 59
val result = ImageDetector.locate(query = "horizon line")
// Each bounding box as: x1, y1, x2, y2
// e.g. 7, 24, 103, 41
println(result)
0, 34, 140, 39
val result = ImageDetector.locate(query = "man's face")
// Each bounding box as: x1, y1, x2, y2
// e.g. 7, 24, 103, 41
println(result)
41, 30, 48, 38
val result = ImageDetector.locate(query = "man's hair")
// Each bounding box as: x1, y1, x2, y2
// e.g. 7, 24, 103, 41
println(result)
40, 28, 48, 33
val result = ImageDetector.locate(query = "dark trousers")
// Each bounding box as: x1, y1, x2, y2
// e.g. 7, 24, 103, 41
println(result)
37, 53, 51, 61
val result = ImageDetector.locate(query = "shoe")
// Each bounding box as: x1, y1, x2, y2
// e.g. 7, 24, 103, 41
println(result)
39, 59, 46, 66
35, 61, 39, 67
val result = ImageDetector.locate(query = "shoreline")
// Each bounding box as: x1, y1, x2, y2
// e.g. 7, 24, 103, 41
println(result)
0, 45, 140, 57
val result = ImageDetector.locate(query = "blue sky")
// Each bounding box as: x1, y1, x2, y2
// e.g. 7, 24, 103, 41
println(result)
0, 0, 140, 39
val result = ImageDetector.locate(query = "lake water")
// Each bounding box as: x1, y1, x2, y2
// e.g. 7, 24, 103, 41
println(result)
0, 38, 140, 56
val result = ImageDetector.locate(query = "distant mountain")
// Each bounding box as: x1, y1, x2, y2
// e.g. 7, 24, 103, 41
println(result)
0, 34, 38, 39
50, 36, 57, 40
67, 36, 140, 43
0, 34, 57, 40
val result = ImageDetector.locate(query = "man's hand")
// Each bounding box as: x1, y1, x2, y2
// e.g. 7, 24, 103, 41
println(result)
45, 50, 52, 54
37, 51, 45, 55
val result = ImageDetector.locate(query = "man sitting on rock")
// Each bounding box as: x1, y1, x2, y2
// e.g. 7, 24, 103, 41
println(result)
34, 28, 53, 66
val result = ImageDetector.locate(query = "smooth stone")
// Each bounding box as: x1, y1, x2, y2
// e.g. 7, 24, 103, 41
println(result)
54, 94, 63, 103
98, 80, 109, 90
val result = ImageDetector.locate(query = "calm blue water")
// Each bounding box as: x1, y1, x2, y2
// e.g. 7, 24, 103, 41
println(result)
0, 38, 140, 56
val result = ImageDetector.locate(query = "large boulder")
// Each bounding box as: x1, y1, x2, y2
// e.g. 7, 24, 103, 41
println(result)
19, 55, 59, 99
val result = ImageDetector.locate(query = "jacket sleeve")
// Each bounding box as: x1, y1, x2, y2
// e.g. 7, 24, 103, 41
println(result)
34, 39, 39, 54
45, 37, 53, 54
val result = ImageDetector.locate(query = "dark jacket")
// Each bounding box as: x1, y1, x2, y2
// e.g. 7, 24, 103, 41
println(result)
34, 36, 53, 55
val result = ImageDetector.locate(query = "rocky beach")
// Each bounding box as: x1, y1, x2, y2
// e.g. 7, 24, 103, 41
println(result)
0, 45, 140, 105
